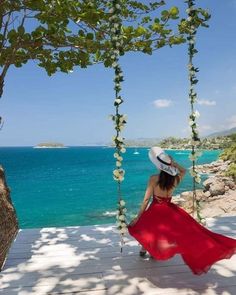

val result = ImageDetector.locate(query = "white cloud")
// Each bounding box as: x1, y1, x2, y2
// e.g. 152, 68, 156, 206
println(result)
226, 115, 236, 129
153, 99, 172, 108
197, 99, 216, 106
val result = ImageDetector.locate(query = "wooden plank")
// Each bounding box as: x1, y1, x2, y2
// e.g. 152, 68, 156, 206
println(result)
0, 272, 106, 295
102, 257, 236, 295
2, 253, 186, 277
1, 216, 236, 295
6, 245, 139, 260
13, 227, 236, 245
15, 215, 236, 239
16, 224, 116, 238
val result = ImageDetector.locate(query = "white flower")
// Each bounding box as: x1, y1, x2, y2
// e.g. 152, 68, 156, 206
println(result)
112, 61, 118, 68
120, 115, 127, 123
109, 8, 114, 13
118, 156, 123, 161
113, 169, 120, 177
113, 152, 119, 158
116, 161, 122, 167
120, 147, 126, 153
115, 98, 122, 105
121, 222, 127, 228
117, 136, 123, 142
119, 214, 125, 221
122, 208, 127, 213
189, 119, 195, 126
193, 110, 200, 118
120, 227, 127, 234
195, 175, 201, 183
190, 170, 197, 178
119, 200, 125, 206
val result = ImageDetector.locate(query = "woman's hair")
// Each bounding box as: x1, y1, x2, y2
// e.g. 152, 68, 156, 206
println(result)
158, 171, 180, 191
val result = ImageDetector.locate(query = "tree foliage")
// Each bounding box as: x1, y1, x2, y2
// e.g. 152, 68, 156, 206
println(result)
0, 0, 210, 95
220, 134, 236, 180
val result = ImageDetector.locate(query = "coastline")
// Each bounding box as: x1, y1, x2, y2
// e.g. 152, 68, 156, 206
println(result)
173, 159, 236, 218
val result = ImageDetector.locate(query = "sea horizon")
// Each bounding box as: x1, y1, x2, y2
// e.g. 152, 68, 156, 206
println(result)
0, 147, 221, 229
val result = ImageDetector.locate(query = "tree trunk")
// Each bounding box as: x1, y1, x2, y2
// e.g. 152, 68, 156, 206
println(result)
0, 166, 19, 271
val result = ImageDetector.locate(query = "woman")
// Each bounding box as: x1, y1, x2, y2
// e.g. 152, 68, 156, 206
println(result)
128, 147, 236, 275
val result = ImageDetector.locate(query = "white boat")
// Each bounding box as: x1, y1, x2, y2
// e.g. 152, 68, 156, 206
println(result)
133, 148, 140, 155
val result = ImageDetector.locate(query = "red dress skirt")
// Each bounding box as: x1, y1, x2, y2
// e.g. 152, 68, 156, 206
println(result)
128, 196, 236, 275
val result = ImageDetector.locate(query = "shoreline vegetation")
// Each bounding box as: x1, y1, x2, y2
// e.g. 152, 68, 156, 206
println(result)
173, 135, 236, 219
124, 133, 234, 150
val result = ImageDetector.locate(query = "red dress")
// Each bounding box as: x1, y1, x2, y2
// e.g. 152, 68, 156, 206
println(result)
128, 195, 236, 275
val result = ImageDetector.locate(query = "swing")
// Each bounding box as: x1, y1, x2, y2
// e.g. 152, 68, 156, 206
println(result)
109, 0, 209, 249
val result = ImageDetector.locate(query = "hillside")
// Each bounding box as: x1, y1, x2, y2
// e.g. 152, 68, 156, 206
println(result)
207, 127, 236, 138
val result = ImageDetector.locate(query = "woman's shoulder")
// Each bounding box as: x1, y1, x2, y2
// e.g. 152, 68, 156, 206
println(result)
149, 174, 159, 183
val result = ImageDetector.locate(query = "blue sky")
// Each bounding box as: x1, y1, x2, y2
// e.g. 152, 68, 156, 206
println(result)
1, 0, 236, 146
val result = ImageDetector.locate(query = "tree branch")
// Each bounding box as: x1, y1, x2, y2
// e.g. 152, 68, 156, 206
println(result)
0, 63, 10, 98
1, 12, 12, 50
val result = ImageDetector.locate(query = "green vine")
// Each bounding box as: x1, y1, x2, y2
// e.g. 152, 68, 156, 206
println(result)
186, 0, 210, 222
109, 0, 127, 251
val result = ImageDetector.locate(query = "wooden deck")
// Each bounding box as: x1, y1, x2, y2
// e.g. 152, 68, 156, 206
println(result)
0, 216, 236, 295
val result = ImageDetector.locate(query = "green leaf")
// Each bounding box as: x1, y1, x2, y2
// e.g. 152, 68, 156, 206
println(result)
18, 26, 25, 35
86, 33, 94, 40
169, 7, 179, 16
136, 26, 146, 36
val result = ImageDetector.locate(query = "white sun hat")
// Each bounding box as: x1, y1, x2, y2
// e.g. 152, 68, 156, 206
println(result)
148, 147, 178, 176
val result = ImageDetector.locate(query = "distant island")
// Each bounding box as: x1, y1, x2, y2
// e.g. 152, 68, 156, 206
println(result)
33, 142, 67, 149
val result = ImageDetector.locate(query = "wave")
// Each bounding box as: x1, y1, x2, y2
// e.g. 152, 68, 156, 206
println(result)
102, 211, 117, 217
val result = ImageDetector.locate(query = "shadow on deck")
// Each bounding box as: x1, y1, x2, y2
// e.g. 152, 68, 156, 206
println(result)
0, 216, 236, 295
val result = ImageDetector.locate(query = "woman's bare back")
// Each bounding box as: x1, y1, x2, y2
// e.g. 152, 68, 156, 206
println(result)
151, 174, 176, 198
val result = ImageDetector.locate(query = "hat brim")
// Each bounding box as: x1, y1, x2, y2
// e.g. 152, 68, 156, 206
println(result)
148, 147, 178, 176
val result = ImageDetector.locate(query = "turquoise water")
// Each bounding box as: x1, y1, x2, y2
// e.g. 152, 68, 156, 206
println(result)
0, 147, 221, 228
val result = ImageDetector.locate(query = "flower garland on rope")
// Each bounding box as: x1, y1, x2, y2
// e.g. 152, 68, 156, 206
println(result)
109, 0, 127, 251
186, 0, 203, 222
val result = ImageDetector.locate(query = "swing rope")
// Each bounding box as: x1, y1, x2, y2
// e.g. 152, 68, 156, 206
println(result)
109, 0, 127, 252
186, 0, 210, 222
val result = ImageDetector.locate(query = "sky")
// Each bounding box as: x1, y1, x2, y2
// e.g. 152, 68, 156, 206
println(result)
1, 0, 236, 146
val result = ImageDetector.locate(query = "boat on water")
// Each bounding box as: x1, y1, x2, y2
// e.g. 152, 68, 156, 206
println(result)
133, 148, 140, 155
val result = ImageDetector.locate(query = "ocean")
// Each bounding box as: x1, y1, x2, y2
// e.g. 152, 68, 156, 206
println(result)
0, 147, 221, 229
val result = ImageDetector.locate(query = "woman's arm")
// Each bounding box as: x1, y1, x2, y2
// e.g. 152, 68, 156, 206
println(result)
129, 177, 153, 225
172, 159, 186, 181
